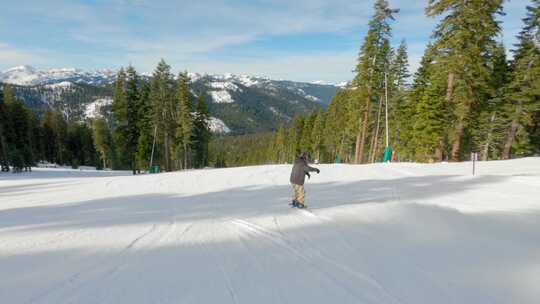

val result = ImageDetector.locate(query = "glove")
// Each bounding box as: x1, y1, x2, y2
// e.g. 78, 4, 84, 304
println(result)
306, 172, 311, 179
315, 168, 320, 174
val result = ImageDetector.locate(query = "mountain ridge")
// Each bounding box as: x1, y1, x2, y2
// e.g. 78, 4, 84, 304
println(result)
0, 65, 340, 134
0, 65, 347, 88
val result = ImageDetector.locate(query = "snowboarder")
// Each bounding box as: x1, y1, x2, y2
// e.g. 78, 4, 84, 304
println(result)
290, 152, 320, 208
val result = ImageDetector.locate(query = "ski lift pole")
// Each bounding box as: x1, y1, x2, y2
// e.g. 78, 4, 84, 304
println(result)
383, 71, 392, 163
385, 72, 389, 148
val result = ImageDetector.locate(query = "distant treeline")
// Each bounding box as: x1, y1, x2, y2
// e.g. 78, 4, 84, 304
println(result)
0, 60, 212, 173
0, 85, 98, 172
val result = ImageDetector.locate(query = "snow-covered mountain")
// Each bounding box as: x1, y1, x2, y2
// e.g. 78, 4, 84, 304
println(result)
191, 73, 336, 105
0, 66, 340, 97
0, 65, 117, 86
1, 66, 340, 134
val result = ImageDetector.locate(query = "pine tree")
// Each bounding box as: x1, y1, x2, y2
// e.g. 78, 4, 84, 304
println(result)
402, 44, 439, 160
54, 111, 68, 165
66, 120, 83, 168
0, 89, 10, 171
29, 112, 42, 165
193, 93, 211, 168
323, 93, 340, 162
310, 110, 325, 162
2, 85, 17, 170
472, 43, 510, 160
273, 124, 287, 163
3, 86, 29, 171
285, 125, 297, 163
412, 75, 448, 162
8, 97, 33, 171
80, 123, 97, 167
93, 118, 114, 169
352, 0, 399, 164
427, 0, 504, 161
41, 110, 58, 164
300, 111, 316, 153
176, 71, 193, 169
501, 1, 540, 159
150, 59, 175, 171
135, 82, 154, 171
288, 115, 304, 160
390, 39, 410, 90
112, 68, 128, 168
112, 68, 127, 129
324, 89, 352, 162
389, 39, 411, 160
125, 66, 141, 174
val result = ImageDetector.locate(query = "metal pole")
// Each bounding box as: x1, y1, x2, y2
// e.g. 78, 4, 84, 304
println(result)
472, 152, 477, 176
149, 125, 158, 169
385, 72, 389, 148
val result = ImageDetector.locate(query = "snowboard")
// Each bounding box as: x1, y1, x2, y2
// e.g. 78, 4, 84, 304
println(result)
289, 201, 308, 209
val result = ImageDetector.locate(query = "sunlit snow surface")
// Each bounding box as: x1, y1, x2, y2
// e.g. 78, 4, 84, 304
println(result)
1, 159, 539, 303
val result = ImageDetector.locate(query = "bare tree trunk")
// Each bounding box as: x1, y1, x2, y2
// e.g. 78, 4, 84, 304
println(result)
502, 103, 523, 160
0, 126, 9, 171
442, 72, 453, 162
447, 72, 471, 162
482, 113, 496, 161
445, 73, 455, 102
369, 95, 384, 163
450, 120, 464, 161
184, 144, 188, 170
354, 130, 363, 163
164, 130, 170, 171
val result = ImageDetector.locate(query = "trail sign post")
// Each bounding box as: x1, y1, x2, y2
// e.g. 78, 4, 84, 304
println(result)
471, 152, 479, 176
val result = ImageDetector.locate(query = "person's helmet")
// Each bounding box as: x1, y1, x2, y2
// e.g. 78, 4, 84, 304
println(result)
300, 151, 310, 160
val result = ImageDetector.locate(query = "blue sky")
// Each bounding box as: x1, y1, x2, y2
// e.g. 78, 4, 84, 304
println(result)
0, 0, 530, 83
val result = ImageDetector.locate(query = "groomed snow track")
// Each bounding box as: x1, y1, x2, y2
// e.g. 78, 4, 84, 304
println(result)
1, 159, 540, 303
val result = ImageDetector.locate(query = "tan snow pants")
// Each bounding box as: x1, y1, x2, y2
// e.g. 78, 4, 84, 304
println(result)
292, 184, 305, 205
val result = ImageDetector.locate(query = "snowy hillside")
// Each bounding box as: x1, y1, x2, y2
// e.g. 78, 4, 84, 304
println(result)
0, 66, 338, 105
0, 65, 117, 86
1, 158, 539, 303
194, 73, 335, 105
208, 117, 231, 133
0, 66, 337, 106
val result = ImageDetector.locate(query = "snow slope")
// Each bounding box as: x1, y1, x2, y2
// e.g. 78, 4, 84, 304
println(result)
1, 159, 539, 303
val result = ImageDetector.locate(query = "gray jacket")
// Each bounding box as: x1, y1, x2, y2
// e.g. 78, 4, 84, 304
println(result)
290, 157, 318, 185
